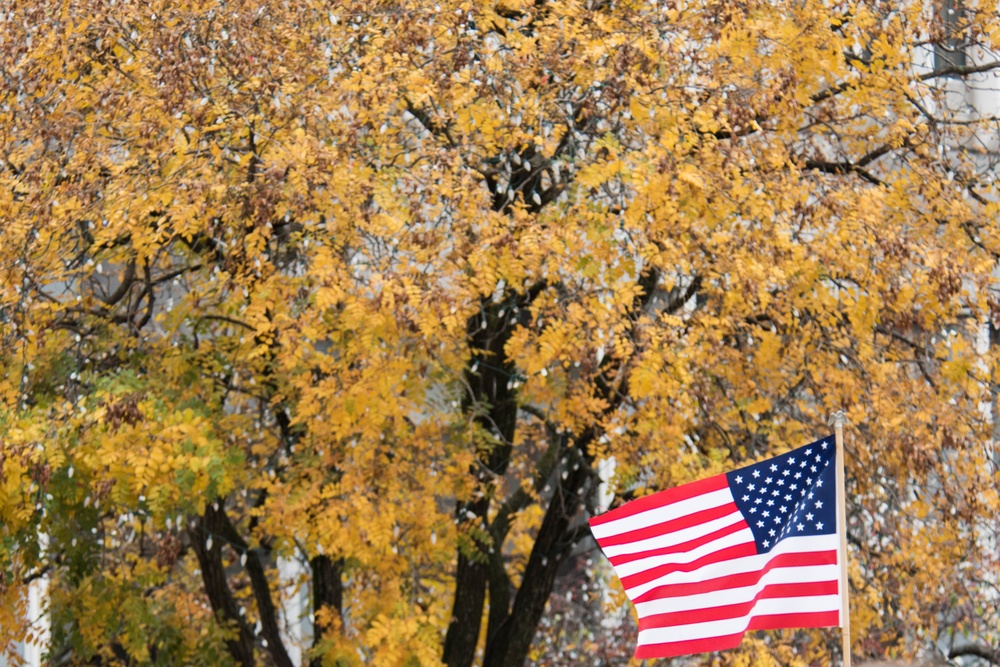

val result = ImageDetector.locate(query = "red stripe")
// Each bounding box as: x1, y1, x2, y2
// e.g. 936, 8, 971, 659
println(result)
638, 581, 839, 630
633, 610, 840, 659
609, 518, 748, 567
747, 610, 840, 631
632, 549, 838, 603
589, 474, 728, 527
620, 542, 757, 590
635, 632, 745, 659
597, 502, 739, 549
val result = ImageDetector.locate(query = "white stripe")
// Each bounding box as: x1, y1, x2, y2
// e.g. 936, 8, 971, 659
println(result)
637, 595, 841, 645
634, 564, 840, 616
625, 534, 838, 600
590, 487, 734, 540
601, 511, 745, 559
614, 528, 755, 578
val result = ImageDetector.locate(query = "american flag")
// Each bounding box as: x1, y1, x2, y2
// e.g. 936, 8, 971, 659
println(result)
589, 437, 842, 659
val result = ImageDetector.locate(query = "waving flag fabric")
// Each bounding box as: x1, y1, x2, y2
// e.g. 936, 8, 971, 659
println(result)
590, 437, 842, 659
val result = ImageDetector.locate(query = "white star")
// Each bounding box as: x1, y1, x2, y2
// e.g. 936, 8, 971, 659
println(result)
794, 472, 802, 479
758, 521, 765, 527
797, 523, 804, 531
755, 498, 762, 504
742, 495, 750, 502
774, 516, 781, 523
779, 506, 787, 513
808, 492, 813, 499
750, 507, 757, 513
822, 442, 828, 449
748, 484, 756, 491
763, 511, 770, 517
816, 480, 823, 488
759, 487, 767, 495
772, 490, 780, 496
782, 469, 790, 476
735, 475, 743, 484
816, 500, 824, 508
753, 470, 760, 478
765, 477, 773, 484
815, 455, 822, 462
811, 465, 817, 473
763, 540, 770, 548
785, 494, 792, 501
800, 460, 807, 468
769, 529, 776, 537
789, 457, 796, 465
805, 448, 812, 455
806, 512, 814, 521
806, 478, 813, 486
777, 479, 785, 486
770, 464, 778, 472
790, 484, 797, 491
816, 521, 824, 529
767, 499, 774, 506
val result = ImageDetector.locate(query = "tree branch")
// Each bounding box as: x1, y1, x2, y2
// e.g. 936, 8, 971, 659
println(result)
405, 98, 458, 148
192, 508, 255, 667
949, 643, 1000, 665
811, 79, 854, 104
920, 59, 1000, 81
95, 260, 136, 306
481, 265, 660, 667
203, 502, 295, 667
310, 555, 344, 667
804, 158, 885, 186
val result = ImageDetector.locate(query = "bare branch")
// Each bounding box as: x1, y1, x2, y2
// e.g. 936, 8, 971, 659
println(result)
949, 643, 1000, 665
919, 60, 1000, 81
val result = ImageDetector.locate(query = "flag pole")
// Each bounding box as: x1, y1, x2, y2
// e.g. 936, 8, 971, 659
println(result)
832, 411, 851, 667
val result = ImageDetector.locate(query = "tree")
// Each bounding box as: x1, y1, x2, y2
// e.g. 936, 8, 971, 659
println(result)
2, 0, 1000, 665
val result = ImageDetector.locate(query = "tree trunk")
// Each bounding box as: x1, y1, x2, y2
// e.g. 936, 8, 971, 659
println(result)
192, 509, 256, 667
482, 464, 590, 667
310, 555, 344, 667
443, 497, 491, 667
443, 295, 528, 666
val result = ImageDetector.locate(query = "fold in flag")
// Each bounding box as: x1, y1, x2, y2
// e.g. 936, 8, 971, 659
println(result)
589, 437, 842, 659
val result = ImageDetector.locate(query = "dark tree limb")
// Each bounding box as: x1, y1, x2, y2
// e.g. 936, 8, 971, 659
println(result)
804, 157, 885, 186
444, 281, 552, 667
310, 555, 344, 667
481, 265, 660, 667
486, 546, 513, 649
192, 507, 256, 667
442, 496, 491, 667
95, 259, 135, 306
405, 97, 458, 149
662, 274, 701, 315
482, 458, 593, 667
199, 501, 295, 667
920, 59, 1000, 81
811, 80, 854, 103
949, 643, 1000, 665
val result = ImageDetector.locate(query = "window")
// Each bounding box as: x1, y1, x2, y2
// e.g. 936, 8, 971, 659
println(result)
934, 0, 968, 74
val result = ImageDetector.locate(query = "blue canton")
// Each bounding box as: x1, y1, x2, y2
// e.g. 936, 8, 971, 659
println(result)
724, 436, 838, 553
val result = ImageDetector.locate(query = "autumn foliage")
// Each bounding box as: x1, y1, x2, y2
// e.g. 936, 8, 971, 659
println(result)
2, 0, 1000, 665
